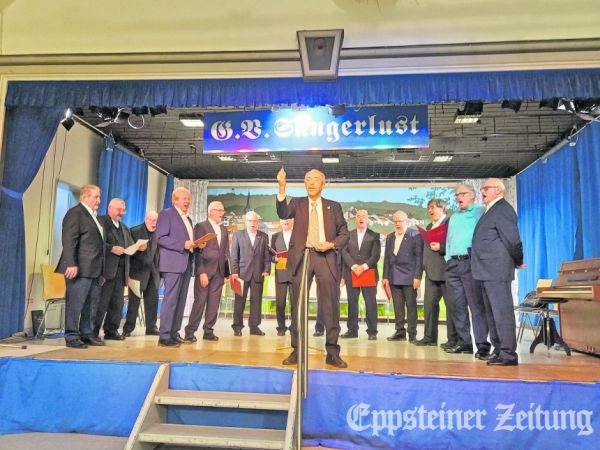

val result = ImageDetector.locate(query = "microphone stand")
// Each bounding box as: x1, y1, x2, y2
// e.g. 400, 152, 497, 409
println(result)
295, 247, 310, 450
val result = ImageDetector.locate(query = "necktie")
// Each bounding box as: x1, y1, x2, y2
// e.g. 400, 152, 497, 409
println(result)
307, 201, 319, 248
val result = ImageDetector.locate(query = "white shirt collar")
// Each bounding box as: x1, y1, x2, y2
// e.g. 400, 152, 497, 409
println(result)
208, 218, 220, 228
174, 206, 188, 218
112, 219, 120, 228
81, 202, 97, 217
486, 197, 502, 211
432, 214, 446, 228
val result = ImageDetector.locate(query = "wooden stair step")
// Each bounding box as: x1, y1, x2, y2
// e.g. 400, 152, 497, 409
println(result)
139, 423, 285, 449
155, 389, 290, 411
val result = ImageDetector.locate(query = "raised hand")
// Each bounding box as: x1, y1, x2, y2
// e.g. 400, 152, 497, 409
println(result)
277, 166, 287, 195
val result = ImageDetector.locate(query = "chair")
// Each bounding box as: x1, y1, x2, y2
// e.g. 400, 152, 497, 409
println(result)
36, 264, 66, 339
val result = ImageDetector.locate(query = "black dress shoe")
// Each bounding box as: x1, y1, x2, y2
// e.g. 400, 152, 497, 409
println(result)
250, 328, 265, 336
145, 329, 160, 336
183, 335, 197, 344
233, 329, 243, 336
313, 330, 324, 337
203, 334, 219, 341
409, 336, 416, 343
173, 335, 185, 344
282, 352, 298, 365
340, 331, 358, 339
475, 351, 497, 360
325, 355, 348, 369
487, 357, 518, 366
104, 332, 125, 340
440, 341, 456, 350
445, 344, 474, 354
66, 339, 88, 349
123, 332, 132, 337
413, 339, 437, 346
277, 330, 286, 336
387, 332, 407, 341
81, 336, 106, 346
368, 334, 377, 341
158, 338, 181, 347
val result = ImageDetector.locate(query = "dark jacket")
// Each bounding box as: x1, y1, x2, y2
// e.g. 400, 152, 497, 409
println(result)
422, 216, 449, 282
98, 215, 134, 280
129, 223, 160, 290
271, 231, 292, 283
193, 220, 230, 278
383, 228, 424, 286
231, 230, 271, 282
341, 228, 381, 282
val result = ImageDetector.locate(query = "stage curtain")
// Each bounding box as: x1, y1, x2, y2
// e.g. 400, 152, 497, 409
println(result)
6, 69, 600, 109
0, 106, 64, 339
575, 122, 600, 257
162, 173, 175, 209
98, 141, 148, 227
516, 146, 580, 300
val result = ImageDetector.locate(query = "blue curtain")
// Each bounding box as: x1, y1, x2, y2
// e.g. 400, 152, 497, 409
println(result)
98, 142, 148, 227
517, 122, 600, 299
0, 106, 65, 338
163, 174, 174, 209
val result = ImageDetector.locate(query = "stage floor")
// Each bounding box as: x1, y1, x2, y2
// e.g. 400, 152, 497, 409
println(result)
9, 319, 600, 384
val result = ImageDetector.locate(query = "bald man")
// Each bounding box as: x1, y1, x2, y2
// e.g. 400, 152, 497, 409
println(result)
95, 198, 134, 340
276, 168, 349, 368
382, 210, 423, 342
123, 211, 160, 336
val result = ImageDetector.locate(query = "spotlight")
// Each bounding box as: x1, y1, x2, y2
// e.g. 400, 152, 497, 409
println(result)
322, 155, 339, 164
454, 101, 483, 124
115, 109, 130, 124
131, 106, 149, 116
557, 99, 576, 113
539, 98, 560, 110
217, 155, 236, 162
179, 113, 204, 128
60, 109, 75, 131
149, 105, 168, 116
71, 107, 85, 116
432, 154, 454, 163
327, 104, 346, 116
501, 100, 522, 113
99, 107, 119, 121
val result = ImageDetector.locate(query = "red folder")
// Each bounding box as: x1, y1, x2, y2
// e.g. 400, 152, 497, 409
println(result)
351, 268, 377, 288
230, 277, 243, 296
417, 222, 448, 245
383, 282, 392, 301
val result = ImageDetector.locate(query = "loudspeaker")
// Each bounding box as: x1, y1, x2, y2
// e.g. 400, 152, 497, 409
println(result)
297, 29, 344, 81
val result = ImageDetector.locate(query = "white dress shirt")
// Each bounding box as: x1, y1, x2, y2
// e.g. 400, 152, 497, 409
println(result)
82, 202, 104, 239
208, 218, 222, 246
308, 197, 326, 243
282, 230, 291, 249
486, 196, 502, 212
174, 206, 194, 249
247, 230, 256, 247
431, 214, 447, 229
393, 232, 405, 256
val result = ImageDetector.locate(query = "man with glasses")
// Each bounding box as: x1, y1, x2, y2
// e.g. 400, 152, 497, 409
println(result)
472, 178, 524, 366
444, 184, 492, 359
382, 210, 423, 342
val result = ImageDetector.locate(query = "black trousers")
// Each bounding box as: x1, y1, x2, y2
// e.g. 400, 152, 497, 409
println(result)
123, 274, 159, 334
422, 277, 457, 344
65, 276, 101, 343
232, 277, 264, 331
390, 284, 418, 338
185, 273, 225, 337
479, 280, 514, 360
290, 251, 341, 358
445, 259, 491, 351
274, 281, 291, 331
345, 284, 378, 336
95, 266, 126, 335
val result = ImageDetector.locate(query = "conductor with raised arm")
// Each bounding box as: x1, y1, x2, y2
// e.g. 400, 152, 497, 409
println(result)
276, 167, 349, 368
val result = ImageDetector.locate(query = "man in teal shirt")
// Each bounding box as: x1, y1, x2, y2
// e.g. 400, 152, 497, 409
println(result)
443, 183, 493, 359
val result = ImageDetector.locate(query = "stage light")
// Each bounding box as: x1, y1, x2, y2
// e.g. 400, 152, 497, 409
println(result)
433, 154, 454, 163
501, 100, 522, 113
217, 155, 236, 162
454, 101, 483, 124
60, 109, 75, 131
131, 106, 149, 116
322, 155, 340, 164
557, 99, 576, 113
115, 110, 130, 124
328, 104, 346, 116
539, 98, 560, 110
297, 29, 344, 81
149, 105, 168, 116
179, 113, 204, 128
71, 107, 85, 116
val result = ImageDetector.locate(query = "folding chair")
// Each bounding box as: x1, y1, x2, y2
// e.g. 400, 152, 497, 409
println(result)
35, 264, 66, 339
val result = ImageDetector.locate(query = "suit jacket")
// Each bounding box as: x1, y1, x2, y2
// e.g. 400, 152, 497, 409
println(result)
276, 196, 349, 280
471, 198, 523, 281
129, 223, 160, 290
341, 228, 381, 282
270, 231, 292, 283
56, 203, 105, 278
231, 230, 271, 282
193, 220, 230, 278
383, 228, 424, 286
98, 215, 134, 280
422, 216, 449, 282
156, 207, 194, 274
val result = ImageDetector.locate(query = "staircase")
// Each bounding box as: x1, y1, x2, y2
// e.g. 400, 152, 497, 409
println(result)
125, 364, 297, 450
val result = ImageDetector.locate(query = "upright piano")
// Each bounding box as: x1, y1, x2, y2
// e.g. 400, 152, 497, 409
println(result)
536, 258, 600, 355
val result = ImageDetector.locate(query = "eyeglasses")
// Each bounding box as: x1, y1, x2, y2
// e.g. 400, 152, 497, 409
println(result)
392, 219, 407, 224
455, 192, 470, 197
481, 186, 499, 192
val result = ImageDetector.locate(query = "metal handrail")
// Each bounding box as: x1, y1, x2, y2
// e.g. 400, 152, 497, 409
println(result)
294, 248, 310, 450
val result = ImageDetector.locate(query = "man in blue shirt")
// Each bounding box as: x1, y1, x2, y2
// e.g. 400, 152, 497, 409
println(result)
443, 184, 492, 359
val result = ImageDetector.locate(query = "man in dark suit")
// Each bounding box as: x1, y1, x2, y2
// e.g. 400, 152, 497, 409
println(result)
230, 211, 271, 336
184, 201, 230, 342
56, 184, 105, 348
156, 187, 199, 347
271, 218, 293, 336
341, 209, 381, 340
94, 198, 133, 340
276, 167, 349, 368
472, 178, 524, 366
444, 183, 491, 358
414, 199, 457, 347
382, 210, 424, 342
123, 211, 160, 336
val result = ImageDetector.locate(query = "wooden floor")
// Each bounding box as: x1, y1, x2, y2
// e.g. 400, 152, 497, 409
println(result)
16, 319, 600, 384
